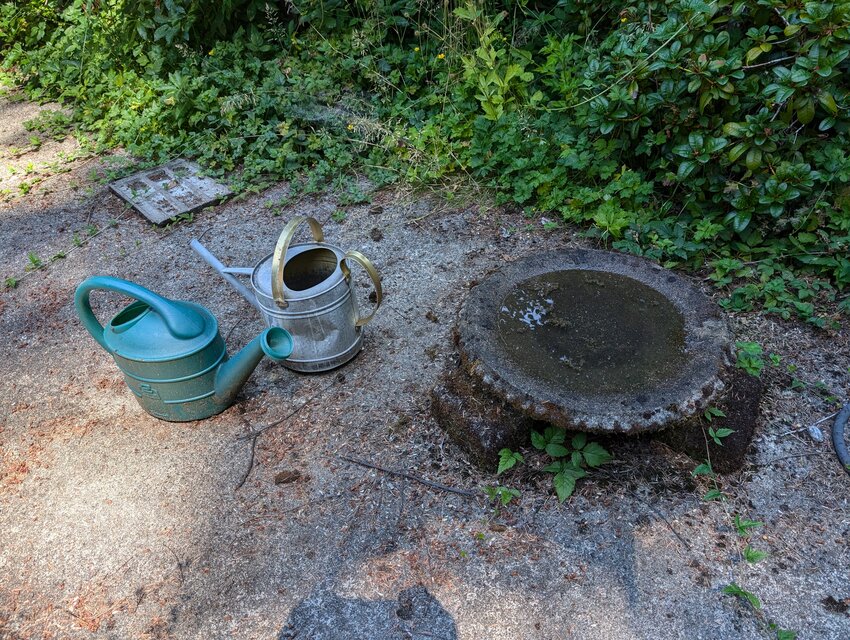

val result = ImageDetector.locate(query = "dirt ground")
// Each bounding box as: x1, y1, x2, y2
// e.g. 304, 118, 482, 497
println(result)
1, 91, 849, 640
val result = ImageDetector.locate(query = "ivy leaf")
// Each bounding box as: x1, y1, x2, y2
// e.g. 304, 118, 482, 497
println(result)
581, 442, 612, 467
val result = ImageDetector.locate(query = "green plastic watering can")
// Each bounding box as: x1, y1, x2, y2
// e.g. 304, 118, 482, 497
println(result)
75, 276, 293, 422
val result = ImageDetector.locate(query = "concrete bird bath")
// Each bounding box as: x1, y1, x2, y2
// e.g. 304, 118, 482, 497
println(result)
434, 249, 737, 468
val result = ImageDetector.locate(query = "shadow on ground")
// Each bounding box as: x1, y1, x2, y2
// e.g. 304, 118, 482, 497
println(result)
278, 585, 456, 640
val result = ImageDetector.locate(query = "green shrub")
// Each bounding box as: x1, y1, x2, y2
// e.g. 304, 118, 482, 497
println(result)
2, 0, 849, 323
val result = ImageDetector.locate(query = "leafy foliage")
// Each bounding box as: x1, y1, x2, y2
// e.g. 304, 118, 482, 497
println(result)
723, 582, 762, 609
532, 426, 612, 501
3, 0, 850, 320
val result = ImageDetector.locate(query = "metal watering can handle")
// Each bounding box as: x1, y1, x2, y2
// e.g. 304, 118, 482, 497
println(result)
341, 250, 383, 327
75, 275, 206, 351
271, 216, 324, 308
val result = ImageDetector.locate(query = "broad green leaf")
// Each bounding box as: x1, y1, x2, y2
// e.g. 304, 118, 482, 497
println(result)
582, 442, 612, 467
796, 98, 815, 124
571, 433, 587, 450
531, 430, 546, 450
818, 91, 838, 115
703, 488, 725, 501
728, 141, 749, 162
677, 160, 698, 180
722, 122, 746, 137
692, 462, 714, 477
745, 148, 762, 171
776, 630, 798, 640
546, 427, 565, 444
546, 443, 569, 458
497, 449, 523, 474
553, 472, 577, 502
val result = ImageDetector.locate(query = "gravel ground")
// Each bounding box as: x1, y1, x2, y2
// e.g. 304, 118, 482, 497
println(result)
1, 91, 849, 640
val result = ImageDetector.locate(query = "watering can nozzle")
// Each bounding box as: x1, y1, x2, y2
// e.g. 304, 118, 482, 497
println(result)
213, 326, 293, 408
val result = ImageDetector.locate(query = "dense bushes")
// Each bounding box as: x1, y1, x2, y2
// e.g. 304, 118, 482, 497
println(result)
3, 0, 850, 323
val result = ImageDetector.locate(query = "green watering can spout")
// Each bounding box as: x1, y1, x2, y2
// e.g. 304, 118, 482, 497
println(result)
74, 276, 292, 422
214, 327, 293, 407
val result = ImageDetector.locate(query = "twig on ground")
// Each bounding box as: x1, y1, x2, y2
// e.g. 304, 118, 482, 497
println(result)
755, 451, 824, 467
163, 544, 185, 585
339, 454, 477, 497
632, 492, 692, 551
235, 375, 341, 489
235, 432, 258, 490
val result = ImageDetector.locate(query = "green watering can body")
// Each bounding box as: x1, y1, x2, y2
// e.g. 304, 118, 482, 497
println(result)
75, 276, 293, 422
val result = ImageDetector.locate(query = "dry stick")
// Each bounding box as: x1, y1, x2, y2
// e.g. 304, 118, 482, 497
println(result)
339, 454, 477, 497
234, 376, 341, 489
631, 491, 692, 551
755, 451, 824, 467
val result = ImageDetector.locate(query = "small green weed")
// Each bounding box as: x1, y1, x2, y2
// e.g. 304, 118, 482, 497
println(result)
25, 251, 42, 270
484, 485, 520, 507
735, 342, 765, 377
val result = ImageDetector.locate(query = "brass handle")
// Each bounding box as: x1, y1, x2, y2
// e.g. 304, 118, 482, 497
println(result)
271, 216, 324, 308
341, 250, 382, 327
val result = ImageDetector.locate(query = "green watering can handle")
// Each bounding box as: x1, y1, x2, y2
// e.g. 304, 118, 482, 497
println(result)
75, 275, 206, 352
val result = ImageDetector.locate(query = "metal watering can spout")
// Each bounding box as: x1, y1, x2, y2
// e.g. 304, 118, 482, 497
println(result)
74, 275, 292, 422
213, 326, 292, 407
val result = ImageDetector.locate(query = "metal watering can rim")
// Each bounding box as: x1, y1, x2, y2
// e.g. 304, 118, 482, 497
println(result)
192, 216, 382, 327
270, 216, 382, 325
251, 241, 348, 302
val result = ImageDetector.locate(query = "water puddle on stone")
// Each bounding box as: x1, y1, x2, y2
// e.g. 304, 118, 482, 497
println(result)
497, 270, 686, 394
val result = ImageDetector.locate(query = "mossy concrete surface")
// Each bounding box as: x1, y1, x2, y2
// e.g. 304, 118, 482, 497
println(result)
2, 93, 850, 639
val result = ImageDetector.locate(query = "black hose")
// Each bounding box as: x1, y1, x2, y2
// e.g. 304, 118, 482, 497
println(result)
832, 403, 850, 477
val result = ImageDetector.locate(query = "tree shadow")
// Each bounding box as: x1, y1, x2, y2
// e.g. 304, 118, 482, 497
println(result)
278, 584, 457, 640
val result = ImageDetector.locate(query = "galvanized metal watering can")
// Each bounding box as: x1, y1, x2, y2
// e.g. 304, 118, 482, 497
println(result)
74, 276, 293, 422
191, 216, 382, 372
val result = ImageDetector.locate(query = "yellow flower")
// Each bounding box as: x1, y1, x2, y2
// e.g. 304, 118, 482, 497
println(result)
414, 47, 420, 52
208, 48, 215, 55
437, 53, 445, 60
620, 17, 627, 23
347, 123, 355, 131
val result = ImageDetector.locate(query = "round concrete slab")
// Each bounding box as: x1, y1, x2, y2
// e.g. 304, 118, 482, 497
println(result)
457, 249, 732, 433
